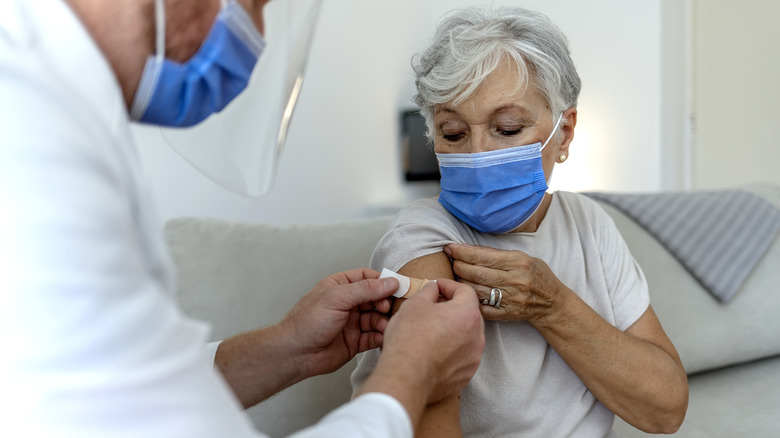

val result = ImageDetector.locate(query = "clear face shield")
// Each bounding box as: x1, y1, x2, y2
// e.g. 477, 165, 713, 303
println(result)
159, 0, 323, 197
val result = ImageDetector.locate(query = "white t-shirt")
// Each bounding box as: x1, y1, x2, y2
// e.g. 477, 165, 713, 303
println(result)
352, 192, 650, 437
0, 1, 410, 437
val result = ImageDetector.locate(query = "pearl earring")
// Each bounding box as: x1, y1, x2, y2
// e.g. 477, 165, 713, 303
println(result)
558, 154, 567, 163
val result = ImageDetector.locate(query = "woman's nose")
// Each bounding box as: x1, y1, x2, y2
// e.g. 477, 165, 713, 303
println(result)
468, 130, 492, 153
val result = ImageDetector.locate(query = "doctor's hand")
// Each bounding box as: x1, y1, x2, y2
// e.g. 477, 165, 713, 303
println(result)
215, 268, 396, 409
278, 268, 397, 378
357, 280, 484, 429
445, 243, 569, 326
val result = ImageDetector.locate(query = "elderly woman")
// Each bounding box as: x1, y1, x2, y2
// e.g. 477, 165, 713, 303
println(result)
351, 6, 688, 437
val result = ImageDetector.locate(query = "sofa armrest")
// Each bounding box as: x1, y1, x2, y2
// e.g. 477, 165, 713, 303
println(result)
595, 183, 780, 374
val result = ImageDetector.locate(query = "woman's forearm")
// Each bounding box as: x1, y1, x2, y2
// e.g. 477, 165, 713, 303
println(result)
534, 290, 688, 433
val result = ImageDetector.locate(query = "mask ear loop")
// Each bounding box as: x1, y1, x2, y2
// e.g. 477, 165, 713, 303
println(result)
539, 111, 567, 193
153, 0, 166, 62
540, 112, 564, 151
128, 0, 167, 120
515, 111, 564, 231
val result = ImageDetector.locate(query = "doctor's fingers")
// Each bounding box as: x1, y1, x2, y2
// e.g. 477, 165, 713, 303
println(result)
359, 309, 389, 334
328, 267, 382, 284
332, 268, 399, 307
318, 272, 398, 309
434, 278, 480, 305
357, 330, 384, 353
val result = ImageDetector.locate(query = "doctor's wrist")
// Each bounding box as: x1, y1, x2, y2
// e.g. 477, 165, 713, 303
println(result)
214, 325, 307, 408
358, 349, 431, 430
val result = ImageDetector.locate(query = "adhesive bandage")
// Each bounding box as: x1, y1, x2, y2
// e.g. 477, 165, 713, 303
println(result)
380, 268, 436, 298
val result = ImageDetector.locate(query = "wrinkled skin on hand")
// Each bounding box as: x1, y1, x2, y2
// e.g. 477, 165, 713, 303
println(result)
445, 243, 568, 327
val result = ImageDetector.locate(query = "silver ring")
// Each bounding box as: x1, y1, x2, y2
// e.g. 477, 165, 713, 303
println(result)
491, 288, 502, 308
488, 288, 497, 306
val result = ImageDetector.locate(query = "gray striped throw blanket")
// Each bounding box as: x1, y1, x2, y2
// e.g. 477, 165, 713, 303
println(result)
585, 189, 780, 303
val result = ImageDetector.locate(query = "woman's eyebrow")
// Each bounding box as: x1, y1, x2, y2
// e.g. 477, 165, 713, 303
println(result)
435, 103, 532, 117
491, 103, 532, 116
435, 106, 459, 116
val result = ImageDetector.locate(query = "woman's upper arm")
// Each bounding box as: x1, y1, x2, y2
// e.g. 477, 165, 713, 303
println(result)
390, 252, 455, 315
395, 251, 464, 437
398, 251, 455, 280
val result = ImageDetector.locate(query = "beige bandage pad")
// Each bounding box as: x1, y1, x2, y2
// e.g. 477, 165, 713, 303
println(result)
380, 268, 436, 299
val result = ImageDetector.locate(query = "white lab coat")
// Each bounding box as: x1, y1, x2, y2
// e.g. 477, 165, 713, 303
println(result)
0, 1, 411, 437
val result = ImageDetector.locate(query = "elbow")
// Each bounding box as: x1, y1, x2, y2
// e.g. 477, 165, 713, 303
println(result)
662, 375, 689, 434
632, 405, 687, 435
639, 385, 689, 434
628, 374, 689, 434
665, 395, 689, 434
653, 408, 686, 435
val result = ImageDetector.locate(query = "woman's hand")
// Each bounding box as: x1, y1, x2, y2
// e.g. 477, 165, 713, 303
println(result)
444, 243, 570, 326
445, 243, 688, 433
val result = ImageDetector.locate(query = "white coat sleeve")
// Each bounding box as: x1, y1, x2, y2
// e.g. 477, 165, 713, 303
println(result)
291, 394, 413, 438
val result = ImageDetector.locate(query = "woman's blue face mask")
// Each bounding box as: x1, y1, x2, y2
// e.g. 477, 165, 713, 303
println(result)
130, 0, 265, 127
436, 113, 564, 234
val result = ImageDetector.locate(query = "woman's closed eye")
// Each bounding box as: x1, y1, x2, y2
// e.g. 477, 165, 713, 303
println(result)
497, 127, 523, 136
442, 133, 465, 142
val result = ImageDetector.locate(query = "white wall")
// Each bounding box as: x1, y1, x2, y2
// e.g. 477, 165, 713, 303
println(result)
134, 0, 663, 225
691, 0, 780, 190
660, 0, 692, 190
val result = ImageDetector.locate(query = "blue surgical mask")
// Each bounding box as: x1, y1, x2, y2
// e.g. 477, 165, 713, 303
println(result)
436, 113, 564, 234
130, 0, 265, 127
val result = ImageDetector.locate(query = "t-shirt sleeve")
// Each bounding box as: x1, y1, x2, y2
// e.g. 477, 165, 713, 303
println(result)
590, 200, 651, 330
354, 200, 466, 395
369, 199, 468, 272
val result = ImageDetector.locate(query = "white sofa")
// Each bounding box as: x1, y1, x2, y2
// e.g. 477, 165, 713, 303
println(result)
165, 183, 780, 437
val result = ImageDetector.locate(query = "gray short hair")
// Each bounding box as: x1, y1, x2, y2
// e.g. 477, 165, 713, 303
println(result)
413, 6, 581, 139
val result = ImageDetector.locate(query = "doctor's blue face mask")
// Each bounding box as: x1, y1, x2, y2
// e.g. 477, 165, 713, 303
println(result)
436, 112, 564, 234
129, 0, 265, 127
139, 0, 322, 198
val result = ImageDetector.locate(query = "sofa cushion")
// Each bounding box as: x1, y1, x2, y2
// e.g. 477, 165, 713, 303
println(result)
613, 354, 780, 437
593, 183, 780, 374
164, 215, 393, 436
